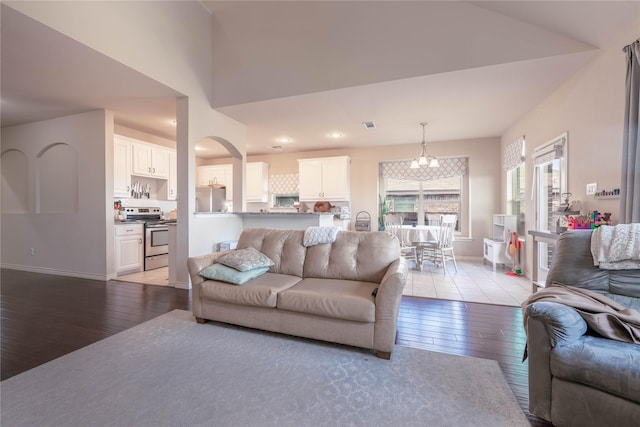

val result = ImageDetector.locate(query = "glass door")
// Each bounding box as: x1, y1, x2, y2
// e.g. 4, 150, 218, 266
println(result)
533, 133, 567, 285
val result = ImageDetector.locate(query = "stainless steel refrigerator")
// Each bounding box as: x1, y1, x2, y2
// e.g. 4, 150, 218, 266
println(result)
196, 186, 226, 212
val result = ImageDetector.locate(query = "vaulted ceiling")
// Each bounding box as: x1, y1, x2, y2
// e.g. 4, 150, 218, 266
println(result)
2, 1, 639, 157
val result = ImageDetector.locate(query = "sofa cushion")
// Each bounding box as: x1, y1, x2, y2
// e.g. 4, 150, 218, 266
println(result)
199, 263, 270, 285
277, 278, 378, 322
303, 231, 400, 283
551, 335, 640, 403
217, 247, 274, 272
547, 230, 640, 298
200, 273, 302, 308
237, 229, 306, 277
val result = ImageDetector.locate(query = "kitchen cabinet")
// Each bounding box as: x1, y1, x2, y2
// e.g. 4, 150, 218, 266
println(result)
167, 150, 177, 200
115, 223, 143, 274
198, 164, 233, 201
298, 156, 350, 202
113, 136, 132, 198
246, 162, 269, 202
131, 141, 170, 179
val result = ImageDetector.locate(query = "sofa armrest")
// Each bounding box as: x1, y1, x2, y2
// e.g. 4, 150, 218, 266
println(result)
187, 250, 233, 317
526, 301, 588, 347
525, 301, 588, 421
373, 257, 409, 354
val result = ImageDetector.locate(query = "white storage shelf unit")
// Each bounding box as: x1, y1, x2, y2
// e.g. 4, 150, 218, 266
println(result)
483, 214, 518, 270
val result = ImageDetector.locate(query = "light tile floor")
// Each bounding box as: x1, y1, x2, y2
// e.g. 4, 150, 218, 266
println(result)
115, 266, 170, 287
404, 257, 532, 307
115, 258, 533, 307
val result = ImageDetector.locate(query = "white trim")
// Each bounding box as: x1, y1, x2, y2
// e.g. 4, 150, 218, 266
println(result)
1, 264, 110, 281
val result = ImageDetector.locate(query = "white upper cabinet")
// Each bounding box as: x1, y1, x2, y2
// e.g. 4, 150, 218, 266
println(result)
246, 162, 269, 202
298, 156, 350, 202
114, 135, 175, 199
113, 136, 132, 198
197, 164, 233, 201
131, 140, 170, 179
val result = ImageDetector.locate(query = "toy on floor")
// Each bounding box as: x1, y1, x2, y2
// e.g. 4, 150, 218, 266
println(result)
506, 231, 522, 276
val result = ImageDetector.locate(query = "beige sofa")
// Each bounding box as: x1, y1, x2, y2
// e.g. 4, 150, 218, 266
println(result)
187, 228, 408, 359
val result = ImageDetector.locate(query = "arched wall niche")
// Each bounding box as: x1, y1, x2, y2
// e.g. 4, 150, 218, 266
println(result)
36, 142, 79, 214
1, 148, 29, 213
197, 136, 244, 212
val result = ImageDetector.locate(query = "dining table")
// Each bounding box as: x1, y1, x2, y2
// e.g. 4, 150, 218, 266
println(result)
391, 225, 441, 270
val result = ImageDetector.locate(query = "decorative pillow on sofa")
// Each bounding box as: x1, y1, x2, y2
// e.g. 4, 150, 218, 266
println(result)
217, 247, 274, 272
199, 263, 270, 285
303, 226, 341, 247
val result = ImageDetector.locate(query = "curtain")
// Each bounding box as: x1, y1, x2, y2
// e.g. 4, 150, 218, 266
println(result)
380, 157, 467, 181
504, 136, 525, 171
620, 39, 640, 223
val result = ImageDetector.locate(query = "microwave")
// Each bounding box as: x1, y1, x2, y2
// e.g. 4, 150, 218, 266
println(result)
273, 194, 299, 207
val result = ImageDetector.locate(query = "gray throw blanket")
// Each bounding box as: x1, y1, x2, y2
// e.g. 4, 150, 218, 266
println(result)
522, 283, 640, 344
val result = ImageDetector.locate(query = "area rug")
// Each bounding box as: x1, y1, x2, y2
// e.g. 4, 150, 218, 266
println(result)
1, 310, 529, 427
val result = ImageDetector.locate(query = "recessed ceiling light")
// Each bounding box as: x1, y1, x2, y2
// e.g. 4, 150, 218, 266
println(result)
195, 146, 204, 151
329, 132, 343, 139
276, 137, 291, 143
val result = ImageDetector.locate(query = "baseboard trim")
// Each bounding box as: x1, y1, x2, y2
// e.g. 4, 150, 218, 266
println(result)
173, 281, 191, 290
1, 264, 109, 281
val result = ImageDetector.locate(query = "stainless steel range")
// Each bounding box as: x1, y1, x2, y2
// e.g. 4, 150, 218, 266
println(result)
121, 207, 176, 271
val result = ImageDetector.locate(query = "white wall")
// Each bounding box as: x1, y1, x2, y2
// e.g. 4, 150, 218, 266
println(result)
244, 136, 502, 257
5, 1, 248, 286
501, 23, 640, 278
1, 110, 114, 279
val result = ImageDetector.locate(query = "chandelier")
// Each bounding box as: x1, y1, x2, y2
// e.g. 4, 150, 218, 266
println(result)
410, 122, 439, 168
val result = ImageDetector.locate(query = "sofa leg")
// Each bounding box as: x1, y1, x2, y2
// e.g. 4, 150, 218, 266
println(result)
195, 317, 207, 324
375, 351, 391, 360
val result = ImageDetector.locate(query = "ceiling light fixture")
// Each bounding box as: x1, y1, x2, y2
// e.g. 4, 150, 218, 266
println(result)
410, 122, 439, 169
276, 137, 291, 144
329, 132, 343, 139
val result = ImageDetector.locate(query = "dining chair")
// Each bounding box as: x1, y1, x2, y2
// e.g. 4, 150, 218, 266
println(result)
383, 213, 402, 230
426, 213, 441, 227
385, 217, 418, 267
422, 214, 457, 274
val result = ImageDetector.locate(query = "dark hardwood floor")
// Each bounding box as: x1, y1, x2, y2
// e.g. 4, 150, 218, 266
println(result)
1, 268, 550, 426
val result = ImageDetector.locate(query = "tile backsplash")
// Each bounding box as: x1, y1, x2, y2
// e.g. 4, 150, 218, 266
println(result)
270, 173, 299, 194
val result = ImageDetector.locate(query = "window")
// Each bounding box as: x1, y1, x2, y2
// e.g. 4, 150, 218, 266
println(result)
507, 165, 526, 236
385, 176, 462, 230
533, 133, 567, 283
380, 157, 468, 235
505, 136, 526, 236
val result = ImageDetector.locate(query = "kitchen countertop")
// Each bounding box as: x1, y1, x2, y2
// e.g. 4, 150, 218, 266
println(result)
239, 212, 334, 215
193, 211, 335, 216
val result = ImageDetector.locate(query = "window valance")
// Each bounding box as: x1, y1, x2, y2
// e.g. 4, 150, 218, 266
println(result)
381, 157, 467, 181
504, 136, 525, 171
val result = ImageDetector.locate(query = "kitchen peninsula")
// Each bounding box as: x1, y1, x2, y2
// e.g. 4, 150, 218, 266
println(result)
194, 211, 336, 229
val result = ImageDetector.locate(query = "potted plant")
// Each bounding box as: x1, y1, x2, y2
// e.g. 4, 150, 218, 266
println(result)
378, 195, 388, 231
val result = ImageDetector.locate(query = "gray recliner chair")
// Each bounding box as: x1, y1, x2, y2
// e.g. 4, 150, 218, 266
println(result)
524, 230, 640, 427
